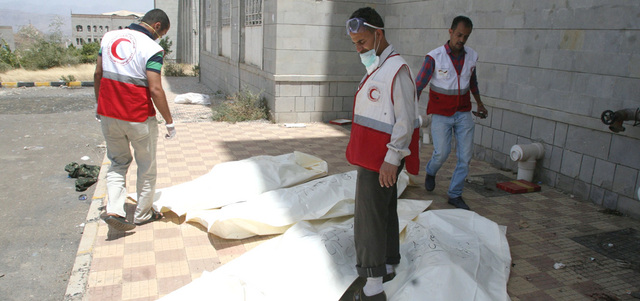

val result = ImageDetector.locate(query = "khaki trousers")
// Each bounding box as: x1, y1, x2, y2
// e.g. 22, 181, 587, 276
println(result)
100, 116, 158, 224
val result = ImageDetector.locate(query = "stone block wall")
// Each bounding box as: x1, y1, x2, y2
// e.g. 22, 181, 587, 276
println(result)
196, 0, 640, 217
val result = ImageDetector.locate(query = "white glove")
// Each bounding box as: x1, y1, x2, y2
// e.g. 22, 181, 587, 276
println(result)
165, 123, 176, 139
95, 104, 101, 121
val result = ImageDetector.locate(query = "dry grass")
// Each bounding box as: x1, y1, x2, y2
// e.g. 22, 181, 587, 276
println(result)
0, 64, 95, 82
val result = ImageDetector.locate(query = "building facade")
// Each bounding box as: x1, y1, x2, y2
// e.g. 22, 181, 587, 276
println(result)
71, 11, 142, 47
155, 0, 200, 64
0, 26, 15, 51
194, 0, 640, 218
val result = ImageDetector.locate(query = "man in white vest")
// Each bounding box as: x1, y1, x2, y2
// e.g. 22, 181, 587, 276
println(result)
415, 16, 488, 211
345, 7, 420, 301
94, 9, 175, 231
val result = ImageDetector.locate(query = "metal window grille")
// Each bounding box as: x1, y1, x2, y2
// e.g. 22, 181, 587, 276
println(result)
221, 0, 231, 27
245, 0, 262, 26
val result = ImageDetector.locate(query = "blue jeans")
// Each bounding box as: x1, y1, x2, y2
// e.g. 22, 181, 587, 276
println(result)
426, 111, 475, 198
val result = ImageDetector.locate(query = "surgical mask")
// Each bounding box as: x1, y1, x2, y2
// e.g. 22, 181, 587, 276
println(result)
359, 32, 380, 74
360, 49, 379, 75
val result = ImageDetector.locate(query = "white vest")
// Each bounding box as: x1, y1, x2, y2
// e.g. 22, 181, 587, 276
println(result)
427, 45, 478, 96
101, 28, 163, 86
354, 54, 411, 133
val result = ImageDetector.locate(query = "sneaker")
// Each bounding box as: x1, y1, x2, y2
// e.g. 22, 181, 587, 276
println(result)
104, 215, 136, 231
424, 174, 436, 191
448, 196, 471, 210
354, 288, 387, 301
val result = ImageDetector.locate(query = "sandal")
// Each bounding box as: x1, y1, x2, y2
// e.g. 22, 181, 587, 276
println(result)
104, 215, 136, 231
135, 210, 164, 225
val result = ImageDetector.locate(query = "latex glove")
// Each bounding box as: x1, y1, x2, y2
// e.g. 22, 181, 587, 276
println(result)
165, 123, 176, 139
95, 104, 101, 121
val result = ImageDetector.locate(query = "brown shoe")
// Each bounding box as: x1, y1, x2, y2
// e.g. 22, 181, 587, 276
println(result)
353, 288, 387, 301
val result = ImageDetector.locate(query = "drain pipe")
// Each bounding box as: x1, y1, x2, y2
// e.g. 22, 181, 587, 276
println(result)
510, 143, 545, 182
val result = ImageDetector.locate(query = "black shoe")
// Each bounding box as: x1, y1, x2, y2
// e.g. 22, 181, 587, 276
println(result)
354, 288, 387, 301
382, 271, 396, 283
448, 196, 471, 210
424, 174, 436, 191
104, 215, 136, 231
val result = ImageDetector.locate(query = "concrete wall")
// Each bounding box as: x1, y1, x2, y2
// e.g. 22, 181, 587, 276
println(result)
0, 26, 15, 51
386, 0, 640, 218
155, 0, 179, 61
197, 0, 640, 217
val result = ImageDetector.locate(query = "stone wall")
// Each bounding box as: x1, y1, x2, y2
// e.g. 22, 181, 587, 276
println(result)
197, 0, 640, 217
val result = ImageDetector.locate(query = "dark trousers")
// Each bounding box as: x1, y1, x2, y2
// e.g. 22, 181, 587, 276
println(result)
354, 162, 403, 278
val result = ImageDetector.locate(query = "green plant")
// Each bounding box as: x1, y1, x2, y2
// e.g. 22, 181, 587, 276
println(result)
60, 74, 76, 84
163, 62, 186, 77
0, 39, 20, 72
78, 41, 100, 63
159, 36, 173, 58
212, 89, 270, 123
192, 64, 200, 77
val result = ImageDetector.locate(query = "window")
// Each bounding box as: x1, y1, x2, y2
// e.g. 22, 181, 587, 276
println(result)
93, 26, 97, 32
76, 25, 83, 32
221, 0, 231, 27
245, 0, 262, 26
220, 0, 231, 57
88, 38, 91, 43
87, 25, 91, 32
99, 26, 103, 32
105, 26, 109, 31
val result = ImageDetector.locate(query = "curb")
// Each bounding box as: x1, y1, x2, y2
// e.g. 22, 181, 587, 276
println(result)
63, 155, 109, 301
0, 81, 94, 88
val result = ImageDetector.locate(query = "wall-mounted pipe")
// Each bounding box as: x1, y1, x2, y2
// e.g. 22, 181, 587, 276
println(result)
601, 108, 640, 133
510, 143, 544, 182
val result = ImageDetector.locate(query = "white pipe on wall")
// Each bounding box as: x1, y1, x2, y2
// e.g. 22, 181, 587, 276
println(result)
510, 143, 544, 182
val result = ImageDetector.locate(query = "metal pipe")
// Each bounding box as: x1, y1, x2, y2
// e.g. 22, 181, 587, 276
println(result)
601, 108, 640, 133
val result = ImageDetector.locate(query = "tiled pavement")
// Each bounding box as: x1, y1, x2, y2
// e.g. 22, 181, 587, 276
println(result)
66, 79, 640, 301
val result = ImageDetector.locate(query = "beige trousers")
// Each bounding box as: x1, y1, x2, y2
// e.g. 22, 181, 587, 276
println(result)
100, 116, 158, 224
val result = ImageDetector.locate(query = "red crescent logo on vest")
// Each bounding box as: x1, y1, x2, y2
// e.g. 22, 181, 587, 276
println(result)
108, 34, 136, 65
368, 86, 381, 102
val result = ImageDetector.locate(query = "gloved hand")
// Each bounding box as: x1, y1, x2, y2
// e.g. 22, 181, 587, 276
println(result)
95, 104, 101, 122
165, 123, 176, 139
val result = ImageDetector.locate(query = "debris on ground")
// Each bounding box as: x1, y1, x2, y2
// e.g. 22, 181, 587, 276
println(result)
64, 162, 100, 191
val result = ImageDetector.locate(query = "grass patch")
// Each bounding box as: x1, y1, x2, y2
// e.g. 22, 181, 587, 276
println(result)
163, 62, 198, 77
0, 63, 95, 82
212, 89, 271, 123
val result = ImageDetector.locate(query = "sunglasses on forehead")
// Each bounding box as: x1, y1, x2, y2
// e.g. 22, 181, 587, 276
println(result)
346, 17, 384, 35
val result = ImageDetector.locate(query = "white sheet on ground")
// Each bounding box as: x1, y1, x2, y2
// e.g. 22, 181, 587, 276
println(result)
158, 198, 430, 301
185, 170, 410, 239
158, 208, 510, 301
139, 152, 328, 216
173, 92, 211, 105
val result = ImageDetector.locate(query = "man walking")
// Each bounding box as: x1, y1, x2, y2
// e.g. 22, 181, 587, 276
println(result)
345, 7, 420, 301
94, 9, 176, 231
415, 16, 488, 210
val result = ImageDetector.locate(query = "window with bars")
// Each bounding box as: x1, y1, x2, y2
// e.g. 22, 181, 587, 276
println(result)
221, 0, 231, 27
245, 0, 262, 26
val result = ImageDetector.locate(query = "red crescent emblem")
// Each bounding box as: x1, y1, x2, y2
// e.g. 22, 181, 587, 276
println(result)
368, 87, 380, 102
110, 38, 131, 61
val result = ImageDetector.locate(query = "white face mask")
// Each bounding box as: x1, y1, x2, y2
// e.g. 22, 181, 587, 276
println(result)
359, 32, 380, 75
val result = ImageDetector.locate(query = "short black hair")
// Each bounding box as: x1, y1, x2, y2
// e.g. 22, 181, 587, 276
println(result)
141, 9, 170, 31
451, 15, 473, 30
349, 7, 384, 31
